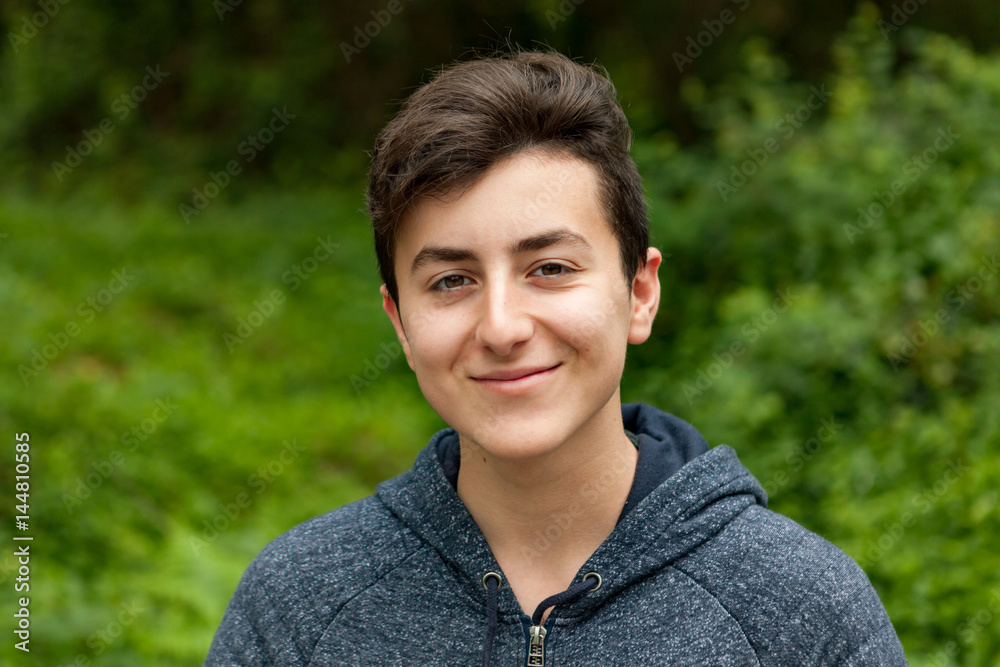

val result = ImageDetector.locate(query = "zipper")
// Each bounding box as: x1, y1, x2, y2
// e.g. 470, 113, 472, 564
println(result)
527, 624, 547, 666
519, 573, 600, 665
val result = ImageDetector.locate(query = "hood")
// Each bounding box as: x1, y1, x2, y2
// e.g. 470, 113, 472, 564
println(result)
375, 403, 768, 621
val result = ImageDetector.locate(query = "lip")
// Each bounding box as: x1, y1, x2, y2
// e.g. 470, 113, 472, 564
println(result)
472, 364, 560, 394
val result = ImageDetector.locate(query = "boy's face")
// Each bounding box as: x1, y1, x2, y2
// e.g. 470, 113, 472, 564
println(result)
382, 150, 661, 459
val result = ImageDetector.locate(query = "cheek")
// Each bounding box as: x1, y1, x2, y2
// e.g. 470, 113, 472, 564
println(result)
405, 309, 467, 370
546, 291, 630, 354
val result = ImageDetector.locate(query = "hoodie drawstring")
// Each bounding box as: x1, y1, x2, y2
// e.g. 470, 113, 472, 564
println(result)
481, 571, 601, 666
482, 573, 502, 667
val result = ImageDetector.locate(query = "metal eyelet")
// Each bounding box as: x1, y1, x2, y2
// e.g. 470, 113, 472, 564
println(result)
482, 572, 504, 590
583, 571, 602, 592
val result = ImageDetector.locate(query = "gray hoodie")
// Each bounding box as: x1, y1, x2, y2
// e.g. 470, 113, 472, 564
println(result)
205, 403, 907, 665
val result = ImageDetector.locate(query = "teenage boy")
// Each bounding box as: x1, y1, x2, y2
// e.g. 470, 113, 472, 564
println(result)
205, 50, 906, 666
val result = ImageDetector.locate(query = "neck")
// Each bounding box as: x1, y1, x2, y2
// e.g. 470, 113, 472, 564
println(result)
455, 398, 638, 574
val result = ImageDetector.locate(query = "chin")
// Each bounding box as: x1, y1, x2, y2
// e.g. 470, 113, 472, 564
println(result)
466, 435, 562, 462
457, 413, 568, 460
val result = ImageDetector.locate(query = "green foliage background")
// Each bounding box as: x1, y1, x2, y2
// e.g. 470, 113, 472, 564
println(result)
1, 2, 998, 665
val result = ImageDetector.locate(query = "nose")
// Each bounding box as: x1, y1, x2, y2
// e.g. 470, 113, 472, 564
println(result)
474, 279, 533, 356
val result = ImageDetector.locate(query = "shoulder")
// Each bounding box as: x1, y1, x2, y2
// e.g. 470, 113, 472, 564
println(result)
241, 493, 423, 610
674, 504, 905, 664
207, 493, 425, 664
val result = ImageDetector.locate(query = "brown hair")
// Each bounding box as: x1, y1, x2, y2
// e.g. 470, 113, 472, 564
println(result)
366, 47, 649, 308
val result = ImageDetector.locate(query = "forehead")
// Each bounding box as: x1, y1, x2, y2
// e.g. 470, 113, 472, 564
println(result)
394, 151, 613, 269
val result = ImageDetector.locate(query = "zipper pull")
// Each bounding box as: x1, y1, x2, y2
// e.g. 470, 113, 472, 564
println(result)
527, 624, 547, 666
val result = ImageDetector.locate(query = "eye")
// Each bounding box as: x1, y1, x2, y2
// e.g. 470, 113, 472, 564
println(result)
532, 263, 573, 277
432, 274, 471, 292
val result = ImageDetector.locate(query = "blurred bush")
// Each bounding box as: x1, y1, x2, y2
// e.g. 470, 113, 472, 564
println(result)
0, 6, 998, 666
1, 0, 998, 193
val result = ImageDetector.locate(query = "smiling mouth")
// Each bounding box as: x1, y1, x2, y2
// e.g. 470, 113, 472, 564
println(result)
473, 364, 560, 381
471, 364, 561, 393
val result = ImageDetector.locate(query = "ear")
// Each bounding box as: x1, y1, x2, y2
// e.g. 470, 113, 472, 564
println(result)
381, 284, 415, 371
627, 248, 662, 345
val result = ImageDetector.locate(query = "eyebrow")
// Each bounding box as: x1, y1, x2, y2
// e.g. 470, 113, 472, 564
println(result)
409, 228, 593, 276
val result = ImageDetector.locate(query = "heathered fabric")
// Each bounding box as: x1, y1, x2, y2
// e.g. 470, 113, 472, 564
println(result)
205, 403, 907, 666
